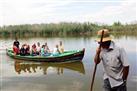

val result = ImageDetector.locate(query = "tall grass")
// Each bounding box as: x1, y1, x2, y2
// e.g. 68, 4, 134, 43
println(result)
0, 22, 137, 38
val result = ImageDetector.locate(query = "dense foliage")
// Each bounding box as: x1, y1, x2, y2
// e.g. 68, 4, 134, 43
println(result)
0, 22, 137, 38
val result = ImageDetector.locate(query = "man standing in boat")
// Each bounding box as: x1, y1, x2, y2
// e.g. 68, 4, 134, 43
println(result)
13, 37, 20, 55
94, 29, 129, 91
13, 37, 20, 49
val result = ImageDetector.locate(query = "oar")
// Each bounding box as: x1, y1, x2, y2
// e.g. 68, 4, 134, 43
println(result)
90, 30, 104, 91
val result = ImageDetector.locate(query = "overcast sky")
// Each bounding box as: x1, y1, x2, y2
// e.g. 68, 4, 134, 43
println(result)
0, 0, 136, 26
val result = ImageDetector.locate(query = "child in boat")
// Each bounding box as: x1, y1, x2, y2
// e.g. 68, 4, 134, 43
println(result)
59, 41, 64, 53
31, 44, 37, 56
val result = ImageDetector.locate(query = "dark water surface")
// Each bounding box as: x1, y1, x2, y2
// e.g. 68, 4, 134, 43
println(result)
0, 36, 137, 91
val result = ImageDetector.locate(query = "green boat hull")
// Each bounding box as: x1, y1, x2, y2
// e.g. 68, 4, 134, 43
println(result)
6, 49, 85, 62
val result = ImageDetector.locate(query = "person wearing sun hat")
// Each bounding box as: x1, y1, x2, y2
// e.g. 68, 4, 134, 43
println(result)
94, 29, 130, 91
95, 29, 112, 42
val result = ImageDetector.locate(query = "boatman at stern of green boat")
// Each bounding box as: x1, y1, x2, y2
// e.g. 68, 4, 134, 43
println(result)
94, 29, 130, 91
13, 37, 20, 55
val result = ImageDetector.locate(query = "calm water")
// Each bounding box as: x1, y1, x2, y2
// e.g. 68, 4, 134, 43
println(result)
0, 36, 137, 91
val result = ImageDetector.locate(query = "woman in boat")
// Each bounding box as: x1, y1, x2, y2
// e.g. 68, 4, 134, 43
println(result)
31, 44, 37, 56
40, 45, 50, 56
59, 41, 64, 53
45, 42, 50, 51
20, 44, 30, 56
25, 45, 30, 55
20, 44, 26, 56
40, 45, 45, 56
44, 46, 51, 56
37, 42, 41, 55
52, 45, 60, 56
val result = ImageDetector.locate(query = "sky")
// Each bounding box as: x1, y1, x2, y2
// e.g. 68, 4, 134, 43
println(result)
0, 0, 136, 26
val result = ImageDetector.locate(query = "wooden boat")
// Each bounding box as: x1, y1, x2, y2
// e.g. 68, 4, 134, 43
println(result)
14, 60, 85, 74
6, 48, 85, 62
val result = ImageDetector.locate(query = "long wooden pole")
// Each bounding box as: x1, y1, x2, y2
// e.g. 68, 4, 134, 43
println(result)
90, 30, 104, 91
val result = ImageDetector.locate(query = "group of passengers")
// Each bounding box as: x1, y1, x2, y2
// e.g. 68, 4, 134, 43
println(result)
13, 38, 64, 56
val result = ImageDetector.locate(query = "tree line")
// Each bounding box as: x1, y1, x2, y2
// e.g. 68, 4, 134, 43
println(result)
0, 22, 137, 38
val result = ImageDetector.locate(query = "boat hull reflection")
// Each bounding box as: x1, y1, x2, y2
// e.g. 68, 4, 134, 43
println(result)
14, 60, 85, 75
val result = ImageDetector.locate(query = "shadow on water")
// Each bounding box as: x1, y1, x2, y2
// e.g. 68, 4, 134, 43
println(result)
14, 60, 85, 75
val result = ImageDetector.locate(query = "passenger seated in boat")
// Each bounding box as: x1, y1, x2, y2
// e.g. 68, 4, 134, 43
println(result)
13, 44, 20, 55
37, 42, 41, 55
40, 45, 45, 56
52, 45, 60, 56
40, 45, 51, 56
44, 42, 51, 55
45, 42, 47, 46
20, 44, 30, 56
25, 45, 30, 55
45, 44, 50, 53
31, 44, 37, 56
45, 42, 50, 51
59, 41, 64, 53
20, 44, 26, 56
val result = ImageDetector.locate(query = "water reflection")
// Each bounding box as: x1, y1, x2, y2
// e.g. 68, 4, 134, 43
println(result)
14, 60, 85, 75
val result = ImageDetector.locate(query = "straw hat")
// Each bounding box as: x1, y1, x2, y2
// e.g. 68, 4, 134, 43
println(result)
96, 29, 112, 42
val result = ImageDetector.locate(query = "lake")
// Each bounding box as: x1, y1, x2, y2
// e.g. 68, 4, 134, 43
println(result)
0, 36, 137, 91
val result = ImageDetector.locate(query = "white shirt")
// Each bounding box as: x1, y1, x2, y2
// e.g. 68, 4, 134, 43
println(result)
53, 48, 59, 54
37, 46, 41, 52
100, 41, 129, 88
